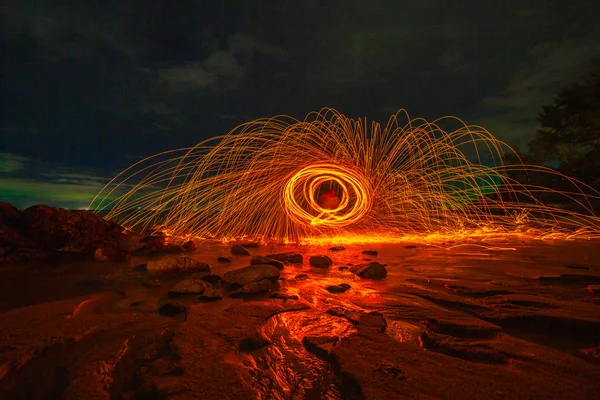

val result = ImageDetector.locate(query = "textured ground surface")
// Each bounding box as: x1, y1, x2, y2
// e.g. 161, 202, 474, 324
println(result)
1, 239, 599, 399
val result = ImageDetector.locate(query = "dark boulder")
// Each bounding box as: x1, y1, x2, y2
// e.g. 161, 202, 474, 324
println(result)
231, 245, 250, 256
265, 252, 303, 265
326, 283, 351, 293
350, 262, 388, 279
310, 255, 333, 268
222, 264, 280, 287
147, 257, 210, 275
168, 279, 212, 296
251, 255, 284, 270
233, 279, 272, 296
361, 250, 378, 256
159, 301, 189, 316
217, 256, 232, 263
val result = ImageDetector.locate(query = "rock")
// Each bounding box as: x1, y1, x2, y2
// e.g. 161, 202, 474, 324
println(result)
234, 279, 272, 296
146, 257, 210, 275
182, 240, 196, 252
159, 301, 189, 316
405, 245, 417, 249
302, 335, 338, 360
270, 292, 299, 301
266, 252, 303, 265
231, 245, 250, 256
359, 311, 387, 332
217, 256, 232, 263
0, 203, 26, 248
165, 243, 186, 253
350, 262, 388, 279
222, 264, 280, 287
0, 203, 130, 263
94, 247, 130, 262
295, 274, 309, 280
239, 334, 270, 352
198, 288, 223, 302
251, 255, 284, 270
362, 250, 378, 256
329, 246, 345, 251
310, 255, 333, 268
189, 272, 222, 284
133, 236, 166, 255
338, 266, 349, 271
326, 283, 351, 293
168, 279, 212, 296
587, 285, 600, 294
239, 242, 260, 248
140, 278, 163, 288
132, 263, 148, 272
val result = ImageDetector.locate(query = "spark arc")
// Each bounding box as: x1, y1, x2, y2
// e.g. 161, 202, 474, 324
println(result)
89, 108, 600, 244
283, 164, 371, 228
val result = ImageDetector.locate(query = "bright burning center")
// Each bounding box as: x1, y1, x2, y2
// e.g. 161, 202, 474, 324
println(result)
283, 164, 371, 228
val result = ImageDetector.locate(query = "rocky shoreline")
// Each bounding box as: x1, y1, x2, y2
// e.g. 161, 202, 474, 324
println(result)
1, 203, 600, 399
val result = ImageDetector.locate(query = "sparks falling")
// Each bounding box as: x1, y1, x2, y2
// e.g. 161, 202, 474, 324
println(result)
89, 109, 600, 244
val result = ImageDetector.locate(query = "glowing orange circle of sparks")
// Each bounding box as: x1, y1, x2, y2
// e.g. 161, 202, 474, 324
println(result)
283, 163, 371, 228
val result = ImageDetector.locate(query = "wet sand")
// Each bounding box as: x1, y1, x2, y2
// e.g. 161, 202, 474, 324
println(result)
1, 239, 599, 399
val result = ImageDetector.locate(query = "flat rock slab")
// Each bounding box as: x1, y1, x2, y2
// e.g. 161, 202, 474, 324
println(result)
251, 255, 284, 270
310, 255, 333, 268
350, 262, 388, 279
265, 252, 303, 264
231, 245, 250, 256
168, 279, 212, 296
147, 257, 210, 275
222, 264, 280, 287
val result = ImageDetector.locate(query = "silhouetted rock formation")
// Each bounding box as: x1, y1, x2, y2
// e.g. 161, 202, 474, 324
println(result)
0, 203, 129, 263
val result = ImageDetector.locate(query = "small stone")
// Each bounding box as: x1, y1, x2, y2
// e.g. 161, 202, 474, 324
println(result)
235, 279, 272, 295
183, 240, 197, 252
310, 255, 333, 268
338, 266, 349, 271
239, 242, 260, 248
132, 263, 148, 272
222, 264, 280, 287
159, 301, 188, 316
295, 274, 309, 280
405, 245, 417, 249
165, 243, 186, 253
94, 247, 130, 262
168, 279, 212, 296
147, 257, 210, 275
239, 334, 270, 352
269, 292, 299, 301
217, 256, 232, 263
362, 250, 378, 256
326, 284, 351, 293
329, 246, 345, 251
350, 262, 388, 279
198, 288, 223, 302
140, 278, 163, 287
231, 245, 250, 256
251, 255, 284, 270
265, 252, 303, 265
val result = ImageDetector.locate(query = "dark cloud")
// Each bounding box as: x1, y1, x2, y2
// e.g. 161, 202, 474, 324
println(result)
1, 0, 599, 207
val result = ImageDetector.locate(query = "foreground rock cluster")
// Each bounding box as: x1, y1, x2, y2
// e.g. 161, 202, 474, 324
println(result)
0, 203, 130, 263
0, 203, 202, 264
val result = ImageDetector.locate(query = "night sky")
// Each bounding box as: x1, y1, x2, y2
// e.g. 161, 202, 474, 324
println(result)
2, 1, 599, 208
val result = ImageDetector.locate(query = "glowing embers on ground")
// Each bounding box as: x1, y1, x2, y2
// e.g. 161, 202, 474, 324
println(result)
89, 108, 600, 243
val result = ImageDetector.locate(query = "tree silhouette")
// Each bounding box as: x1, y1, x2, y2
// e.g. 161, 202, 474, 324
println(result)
528, 61, 600, 187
